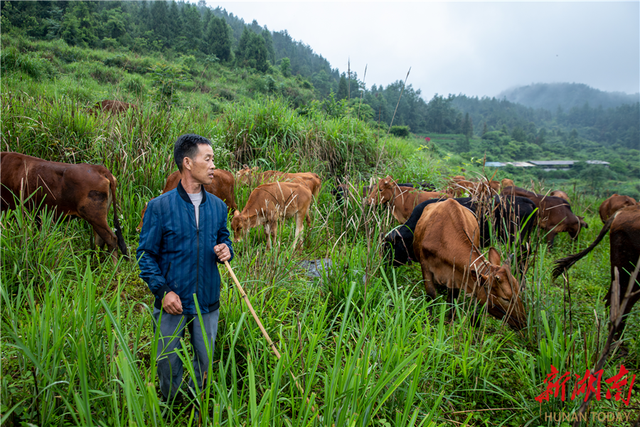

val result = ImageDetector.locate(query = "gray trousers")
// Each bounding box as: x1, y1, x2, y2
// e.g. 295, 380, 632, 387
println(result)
152, 307, 219, 400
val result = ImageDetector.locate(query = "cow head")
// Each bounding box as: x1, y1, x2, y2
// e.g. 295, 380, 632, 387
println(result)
235, 166, 258, 186
383, 225, 415, 267
366, 176, 395, 206
230, 210, 250, 242
475, 248, 527, 330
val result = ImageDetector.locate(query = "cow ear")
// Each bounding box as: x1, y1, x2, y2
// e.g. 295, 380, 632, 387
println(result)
487, 247, 501, 265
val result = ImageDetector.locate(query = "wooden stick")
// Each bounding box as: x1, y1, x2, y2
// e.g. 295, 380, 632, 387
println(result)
223, 261, 317, 413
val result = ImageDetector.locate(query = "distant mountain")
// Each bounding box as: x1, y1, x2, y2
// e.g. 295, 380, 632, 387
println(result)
498, 83, 639, 112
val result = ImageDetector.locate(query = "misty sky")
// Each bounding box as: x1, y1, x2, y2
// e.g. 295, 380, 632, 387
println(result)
211, 1, 639, 102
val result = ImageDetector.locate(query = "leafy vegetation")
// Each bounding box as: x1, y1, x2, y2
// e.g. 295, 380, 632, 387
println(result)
1, 7, 639, 427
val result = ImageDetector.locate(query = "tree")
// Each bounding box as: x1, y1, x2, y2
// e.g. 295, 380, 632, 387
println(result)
179, 4, 202, 54
336, 73, 348, 100
279, 57, 291, 77
261, 28, 275, 64
203, 15, 232, 62
236, 27, 268, 72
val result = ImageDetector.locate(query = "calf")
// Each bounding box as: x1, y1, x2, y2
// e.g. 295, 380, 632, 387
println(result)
414, 199, 526, 329
231, 182, 313, 249
502, 186, 587, 246
365, 176, 447, 223
554, 205, 640, 338
599, 193, 637, 223
137, 169, 237, 231
1, 152, 128, 261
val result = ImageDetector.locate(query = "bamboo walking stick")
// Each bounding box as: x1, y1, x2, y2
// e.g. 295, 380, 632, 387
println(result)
223, 261, 317, 413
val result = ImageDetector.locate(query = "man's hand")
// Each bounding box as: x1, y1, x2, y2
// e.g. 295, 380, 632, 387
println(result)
162, 291, 183, 315
214, 243, 231, 262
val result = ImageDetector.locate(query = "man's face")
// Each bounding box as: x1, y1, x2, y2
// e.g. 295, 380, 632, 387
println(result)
186, 144, 215, 185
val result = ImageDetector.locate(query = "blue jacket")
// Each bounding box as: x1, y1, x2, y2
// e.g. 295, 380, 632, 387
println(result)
137, 181, 234, 314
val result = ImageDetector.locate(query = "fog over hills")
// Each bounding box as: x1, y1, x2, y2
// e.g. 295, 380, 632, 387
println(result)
498, 83, 639, 112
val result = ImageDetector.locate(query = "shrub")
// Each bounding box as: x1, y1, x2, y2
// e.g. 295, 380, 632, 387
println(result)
389, 125, 410, 138
120, 75, 146, 97
1, 47, 55, 80
88, 62, 123, 84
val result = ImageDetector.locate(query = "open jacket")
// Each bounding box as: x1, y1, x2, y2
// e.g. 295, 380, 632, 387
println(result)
137, 181, 234, 315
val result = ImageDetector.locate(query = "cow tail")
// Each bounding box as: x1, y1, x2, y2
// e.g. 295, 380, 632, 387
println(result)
110, 174, 129, 260
552, 212, 616, 279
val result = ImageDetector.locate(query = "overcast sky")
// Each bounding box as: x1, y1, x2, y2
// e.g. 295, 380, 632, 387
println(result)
211, 1, 639, 101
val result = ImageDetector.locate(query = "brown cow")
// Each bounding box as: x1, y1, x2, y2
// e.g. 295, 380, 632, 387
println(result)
137, 169, 237, 231
554, 205, 640, 338
549, 190, 570, 203
446, 176, 498, 198
235, 167, 321, 197
89, 100, 138, 115
599, 194, 637, 223
0, 152, 128, 261
502, 186, 587, 245
366, 176, 447, 223
500, 178, 515, 190
231, 182, 313, 249
413, 198, 526, 330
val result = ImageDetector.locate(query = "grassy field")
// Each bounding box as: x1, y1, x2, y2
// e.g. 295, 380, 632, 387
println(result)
1, 37, 639, 427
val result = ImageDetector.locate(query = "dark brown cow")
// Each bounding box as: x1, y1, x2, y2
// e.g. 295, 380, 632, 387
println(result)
365, 176, 447, 223
554, 205, 640, 338
0, 152, 128, 261
231, 182, 313, 249
137, 169, 237, 231
502, 186, 587, 245
413, 198, 526, 329
235, 167, 321, 197
599, 194, 637, 223
89, 100, 138, 115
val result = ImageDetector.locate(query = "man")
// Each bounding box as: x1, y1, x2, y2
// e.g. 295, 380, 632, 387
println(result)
137, 133, 233, 409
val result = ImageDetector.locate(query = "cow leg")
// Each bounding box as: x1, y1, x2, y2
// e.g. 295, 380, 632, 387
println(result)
447, 287, 461, 323
78, 195, 118, 263
545, 230, 557, 248
419, 260, 438, 300
293, 211, 305, 248
263, 222, 272, 249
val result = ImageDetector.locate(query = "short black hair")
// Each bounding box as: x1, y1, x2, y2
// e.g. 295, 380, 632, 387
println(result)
174, 134, 212, 172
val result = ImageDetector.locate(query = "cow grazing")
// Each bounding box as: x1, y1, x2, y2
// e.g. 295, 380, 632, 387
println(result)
384, 196, 537, 267
89, 100, 138, 115
231, 182, 313, 249
413, 199, 526, 329
553, 205, 640, 338
549, 190, 570, 203
501, 186, 587, 246
599, 194, 637, 223
137, 168, 237, 231
365, 176, 447, 223
1, 152, 128, 261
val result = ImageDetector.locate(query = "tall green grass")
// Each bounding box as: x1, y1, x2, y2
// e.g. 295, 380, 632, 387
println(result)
2, 37, 638, 427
